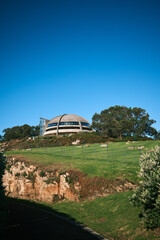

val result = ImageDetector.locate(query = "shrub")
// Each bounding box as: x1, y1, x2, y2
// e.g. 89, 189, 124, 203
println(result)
22, 171, 27, 177
27, 172, 36, 187
0, 152, 6, 236
130, 145, 160, 229
15, 172, 20, 177
39, 171, 46, 177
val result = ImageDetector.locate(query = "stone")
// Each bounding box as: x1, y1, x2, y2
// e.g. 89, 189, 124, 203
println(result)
128, 147, 134, 150
100, 144, 107, 147
3, 159, 79, 203
72, 139, 80, 145
3, 158, 136, 203
137, 146, 144, 150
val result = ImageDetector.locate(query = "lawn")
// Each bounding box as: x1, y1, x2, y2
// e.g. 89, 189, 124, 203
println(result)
5, 140, 160, 239
14, 191, 160, 240
49, 191, 160, 239
6, 140, 160, 183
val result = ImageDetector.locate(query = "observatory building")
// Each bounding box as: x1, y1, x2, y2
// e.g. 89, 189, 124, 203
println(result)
40, 114, 91, 136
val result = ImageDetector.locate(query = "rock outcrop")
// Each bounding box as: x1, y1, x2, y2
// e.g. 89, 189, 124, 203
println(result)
3, 157, 136, 203
3, 157, 79, 202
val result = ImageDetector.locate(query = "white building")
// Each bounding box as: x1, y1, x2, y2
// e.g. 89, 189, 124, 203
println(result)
43, 114, 91, 136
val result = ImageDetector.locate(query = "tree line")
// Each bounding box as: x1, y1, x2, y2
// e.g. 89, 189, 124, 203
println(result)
92, 105, 160, 139
0, 124, 40, 141
0, 105, 159, 142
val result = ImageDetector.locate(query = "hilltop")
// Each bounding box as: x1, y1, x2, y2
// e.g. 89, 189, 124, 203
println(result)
1, 132, 153, 152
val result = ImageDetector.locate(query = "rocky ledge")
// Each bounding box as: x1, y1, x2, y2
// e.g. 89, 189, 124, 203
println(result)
3, 157, 136, 203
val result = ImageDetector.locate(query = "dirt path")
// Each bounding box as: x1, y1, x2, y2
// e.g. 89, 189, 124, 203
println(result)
5, 198, 103, 240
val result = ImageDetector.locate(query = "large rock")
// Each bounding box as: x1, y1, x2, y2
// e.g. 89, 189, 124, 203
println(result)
3, 158, 79, 203
3, 157, 136, 203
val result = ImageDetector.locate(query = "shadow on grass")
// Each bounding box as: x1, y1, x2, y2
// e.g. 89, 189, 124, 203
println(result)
5, 197, 102, 240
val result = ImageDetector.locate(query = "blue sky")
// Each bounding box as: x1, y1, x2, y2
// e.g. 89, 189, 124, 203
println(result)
0, 0, 160, 135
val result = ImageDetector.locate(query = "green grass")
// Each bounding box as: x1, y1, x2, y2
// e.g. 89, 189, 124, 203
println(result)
5, 141, 160, 239
49, 191, 160, 239
6, 140, 160, 183
18, 191, 160, 240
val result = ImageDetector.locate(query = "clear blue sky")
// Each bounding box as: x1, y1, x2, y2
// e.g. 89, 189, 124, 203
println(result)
0, 0, 160, 135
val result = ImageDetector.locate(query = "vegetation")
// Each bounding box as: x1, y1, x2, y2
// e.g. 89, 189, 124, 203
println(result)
2, 131, 154, 152
131, 146, 160, 229
92, 106, 158, 138
5, 141, 160, 239
51, 191, 160, 239
0, 152, 6, 237
1, 105, 159, 144
18, 191, 160, 240
1, 124, 40, 141
6, 140, 160, 183
2, 105, 160, 239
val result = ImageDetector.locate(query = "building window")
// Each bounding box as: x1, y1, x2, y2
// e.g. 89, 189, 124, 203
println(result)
45, 127, 57, 132
59, 122, 79, 126
81, 122, 90, 127
47, 123, 57, 128
58, 127, 80, 129
82, 127, 90, 130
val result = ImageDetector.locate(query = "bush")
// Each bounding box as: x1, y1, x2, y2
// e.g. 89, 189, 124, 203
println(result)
0, 152, 6, 236
130, 145, 160, 229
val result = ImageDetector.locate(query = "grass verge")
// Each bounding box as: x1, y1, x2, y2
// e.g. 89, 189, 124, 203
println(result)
45, 191, 160, 240
8, 191, 160, 240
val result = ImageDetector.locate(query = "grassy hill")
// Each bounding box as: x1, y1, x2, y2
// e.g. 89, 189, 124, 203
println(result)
6, 140, 160, 183
5, 139, 160, 239
48, 191, 160, 240
10, 191, 160, 240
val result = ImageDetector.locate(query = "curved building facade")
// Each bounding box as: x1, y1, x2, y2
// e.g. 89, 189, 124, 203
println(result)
44, 114, 91, 136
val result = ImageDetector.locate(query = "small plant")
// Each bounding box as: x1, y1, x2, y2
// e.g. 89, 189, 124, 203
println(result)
6, 164, 11, 171
20, 165, 24, 170
22, 171, 27, 177
15, 172, 20, 177
39, 171, 46, 177
59, 171, 66, 176
130, 145, 160, 229
44, 179, 51, 185
52, 194, 59, 203
27, 172, 36, 187
66, 171, 80, 187
44, 176, 59, 185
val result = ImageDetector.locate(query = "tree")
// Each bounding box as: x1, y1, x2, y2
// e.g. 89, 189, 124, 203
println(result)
2, 124, 40, 141
130, 146, 160, 229
131, 107, 156, 137
154, 131, 160, 140
92, 106, 130, 138
92, 106, 157, 138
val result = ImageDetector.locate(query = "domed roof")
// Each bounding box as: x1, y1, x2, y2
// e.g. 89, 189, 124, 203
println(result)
48, 114, 90, 125
44, 114, 91, 136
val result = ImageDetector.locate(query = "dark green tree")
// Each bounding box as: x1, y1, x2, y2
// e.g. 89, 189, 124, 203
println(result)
2, 124, 40, 141
131, 107, 157, 137
92, 105, 157, 138
154, 131, 160, 140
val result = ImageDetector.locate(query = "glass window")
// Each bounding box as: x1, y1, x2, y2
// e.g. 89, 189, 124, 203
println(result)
47, 123, 57, 128
47, 121, 90, 128
59, 122, 79, 126
82, 127, 90, 130
58, 127, 80, 129
81, 122, 90, 127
